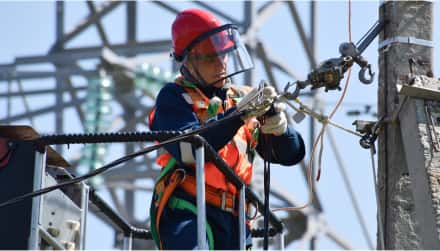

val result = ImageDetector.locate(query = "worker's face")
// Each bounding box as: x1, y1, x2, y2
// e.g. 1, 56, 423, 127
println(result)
186, 53, 228, 87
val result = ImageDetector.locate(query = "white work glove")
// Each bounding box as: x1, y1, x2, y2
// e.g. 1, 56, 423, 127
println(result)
260, 103, 288, 136
237, 85, 277, 120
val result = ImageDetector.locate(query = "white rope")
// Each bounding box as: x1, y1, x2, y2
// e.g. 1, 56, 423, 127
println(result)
279, 96, 362, 137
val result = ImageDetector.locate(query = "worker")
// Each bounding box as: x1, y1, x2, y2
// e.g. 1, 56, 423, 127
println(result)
149, 8, 305, 250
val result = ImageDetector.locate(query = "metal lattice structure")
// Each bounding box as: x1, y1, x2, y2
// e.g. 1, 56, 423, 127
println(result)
0, 1, 376, 249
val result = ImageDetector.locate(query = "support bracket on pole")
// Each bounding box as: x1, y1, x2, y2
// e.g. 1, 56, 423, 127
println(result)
397, 83, 440, 102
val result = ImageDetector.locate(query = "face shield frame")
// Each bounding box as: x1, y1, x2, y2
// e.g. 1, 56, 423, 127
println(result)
175, 24, 254, 86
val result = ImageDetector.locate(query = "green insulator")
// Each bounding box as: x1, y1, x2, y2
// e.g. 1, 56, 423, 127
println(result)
95, 145, 107, 156
140, 63, 150, 71
134, 77, 149, 89
149, 66, 162, 79
88, 78, 101, 86
90, 175, 104, 187
85, 112, 98, 122
146, 80, 163, 95
82, 143, 106, 154
86, 91, 113, 101
162, 70, 174, 82
76, 164, 91, 176
98, 105, 112, 114
84, 121, 110, 132
84, 104, 112, 115
81, 75, 114, 186
100, 78, 113, 88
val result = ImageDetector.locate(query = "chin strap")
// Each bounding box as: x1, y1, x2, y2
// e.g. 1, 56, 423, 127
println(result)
180, 61, 210, 87
180, 65, 199, 84
179, 65, 228, 99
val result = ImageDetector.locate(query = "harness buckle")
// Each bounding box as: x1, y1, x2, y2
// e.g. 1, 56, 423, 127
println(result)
220, 192, 236, 213
170, 168, 186, 184
221, 192, 226, 210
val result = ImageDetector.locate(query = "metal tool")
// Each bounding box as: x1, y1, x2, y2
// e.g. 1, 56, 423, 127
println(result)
230, 18, 385, 124
283, 20, 386, 100
353, 117, 385, 150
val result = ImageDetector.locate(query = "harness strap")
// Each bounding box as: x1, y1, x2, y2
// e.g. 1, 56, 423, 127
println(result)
155, 169, 184, 249
179, 175, 236, 213
168, 196, 215, 250
157, 157, 177, 182
150, 158, 177, 248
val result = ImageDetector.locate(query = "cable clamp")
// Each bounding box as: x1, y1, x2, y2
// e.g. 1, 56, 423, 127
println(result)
379, 36, 434, 50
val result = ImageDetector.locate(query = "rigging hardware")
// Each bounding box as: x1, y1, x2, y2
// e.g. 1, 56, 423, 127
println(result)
283, 20, 386, 99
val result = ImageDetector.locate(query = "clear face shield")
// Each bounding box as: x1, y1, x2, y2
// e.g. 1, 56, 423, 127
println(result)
183, 24, 254, 86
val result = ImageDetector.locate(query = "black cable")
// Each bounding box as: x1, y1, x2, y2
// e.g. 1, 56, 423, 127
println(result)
0, 111, 244, 209
0, 141, 160, 209
263, 133, 272, 250
251, 227, 278, 238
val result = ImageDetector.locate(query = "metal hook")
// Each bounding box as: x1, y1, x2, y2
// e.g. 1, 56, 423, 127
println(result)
283, 82, 298, 100
282, 81, 309, 100
359, 64, 375, 84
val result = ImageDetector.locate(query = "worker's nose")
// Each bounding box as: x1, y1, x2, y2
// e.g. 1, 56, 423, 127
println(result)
213, 55, 227, 70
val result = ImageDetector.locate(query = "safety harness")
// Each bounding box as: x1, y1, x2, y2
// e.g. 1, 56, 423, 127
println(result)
149, 79, 258, 250
149, 158, 215, 250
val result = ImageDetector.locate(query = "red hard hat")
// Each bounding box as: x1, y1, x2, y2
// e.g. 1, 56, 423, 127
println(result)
172, 9, 227, 61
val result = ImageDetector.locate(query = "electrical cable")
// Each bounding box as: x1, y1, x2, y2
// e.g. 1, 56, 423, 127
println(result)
263, 131, 272, 250
1, 11, 380, 243
0, 137, 167, 209
0, 110, 245, 209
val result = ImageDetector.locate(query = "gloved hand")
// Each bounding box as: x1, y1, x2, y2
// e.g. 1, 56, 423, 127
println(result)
260, 102, 288, 136
238, 85, 277, 120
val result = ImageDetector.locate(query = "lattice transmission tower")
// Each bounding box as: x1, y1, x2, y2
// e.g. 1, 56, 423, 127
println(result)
0, 1, 371, 249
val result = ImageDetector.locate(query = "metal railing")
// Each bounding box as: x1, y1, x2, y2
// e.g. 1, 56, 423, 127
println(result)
34, 131, 285, 249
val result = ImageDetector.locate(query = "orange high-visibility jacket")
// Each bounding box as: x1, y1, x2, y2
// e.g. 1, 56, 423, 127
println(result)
154, 82, 257, 195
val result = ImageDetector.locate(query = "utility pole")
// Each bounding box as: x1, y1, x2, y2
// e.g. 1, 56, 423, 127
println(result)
379, 1, 439, 249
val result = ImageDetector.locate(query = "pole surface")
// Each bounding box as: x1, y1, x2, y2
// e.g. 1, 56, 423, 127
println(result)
379, 1, 435, 249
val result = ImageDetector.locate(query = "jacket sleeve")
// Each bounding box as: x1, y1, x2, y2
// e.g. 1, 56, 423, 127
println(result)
256, 125, 305, 166
150, 83, 244, 162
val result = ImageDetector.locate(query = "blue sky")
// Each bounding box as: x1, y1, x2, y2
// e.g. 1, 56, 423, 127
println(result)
1, 1, 439, 249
